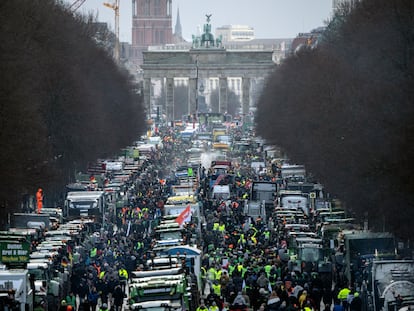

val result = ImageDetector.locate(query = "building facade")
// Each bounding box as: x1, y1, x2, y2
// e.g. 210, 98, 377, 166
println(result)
215, 25, 255, 42
131, 0, 173, 66
141, 17, 278, 121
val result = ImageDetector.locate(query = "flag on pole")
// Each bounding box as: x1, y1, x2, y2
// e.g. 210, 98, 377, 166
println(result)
175, 205, 192, 226
126, 220, 131, 237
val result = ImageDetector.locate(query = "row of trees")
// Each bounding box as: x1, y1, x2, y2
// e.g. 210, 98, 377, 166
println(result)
256, 0, 414, 239
0, 0, 146, 226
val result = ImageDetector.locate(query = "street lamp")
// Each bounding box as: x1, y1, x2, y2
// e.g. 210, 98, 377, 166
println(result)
195, 57, 199, 119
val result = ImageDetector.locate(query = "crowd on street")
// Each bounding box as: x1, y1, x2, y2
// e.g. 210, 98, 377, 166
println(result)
56, 125, 358, 311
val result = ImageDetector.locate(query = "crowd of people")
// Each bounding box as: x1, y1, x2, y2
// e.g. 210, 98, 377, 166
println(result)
196, 194, 361, 311
58, 125, 356, 311
65, 128, 179, 311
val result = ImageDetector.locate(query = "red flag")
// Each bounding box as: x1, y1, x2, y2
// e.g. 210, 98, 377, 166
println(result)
175, 205, 192, 226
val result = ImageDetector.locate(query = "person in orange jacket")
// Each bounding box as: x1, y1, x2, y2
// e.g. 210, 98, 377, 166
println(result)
36, 188, 43, 214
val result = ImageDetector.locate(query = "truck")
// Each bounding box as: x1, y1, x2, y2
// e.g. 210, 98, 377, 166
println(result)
365, 260, 414, 311
210, 184, 231, 201
208, 160, 233, 187
164, 245, 203, 307
250, 181, 277, 217
212, 127, 226, 143
244, 200, 266, 221
287, 237, 333, 289
11, 213, 51, 231
340, 230, 396, 287
128, 258, 192, 311
277, 190, 309, 216
163, 203, 204, 244
27, 261, 62, 309
280, 164, 306, 181
0, 269, 34, 311
63, 191, 106, 220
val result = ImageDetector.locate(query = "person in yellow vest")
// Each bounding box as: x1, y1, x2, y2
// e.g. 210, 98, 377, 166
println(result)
250, 234, 257, 245
212, 280, 221, 297
99, 270, 106, 280
299, 290, 308, 309
196, 301, 209, 311
215, 266, 222, 282
135, 241, 143, 251
303, 301, 314, 311
338, 285, 351, 310
218, 222, 226, 232
118, 267, 129, 292
99, 303, 108, 311
213, 222, 220, 231
263, 229, 270, 245
236, 263, 244, 274
90, 247, 97, 258
209, 301, 220, 311
207, 266, 216, 292
264, 264, 272, 278
237, 233, 246, 247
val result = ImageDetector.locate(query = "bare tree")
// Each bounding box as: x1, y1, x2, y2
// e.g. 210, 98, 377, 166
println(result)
256, 0, 414, 238
0, 0, 146, 223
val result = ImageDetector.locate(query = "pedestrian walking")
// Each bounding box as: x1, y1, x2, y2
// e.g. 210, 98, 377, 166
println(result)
88, 287, 99, 311
113, 284, 126, 311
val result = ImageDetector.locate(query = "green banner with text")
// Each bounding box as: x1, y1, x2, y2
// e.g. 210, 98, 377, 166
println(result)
0, 241, 30, 263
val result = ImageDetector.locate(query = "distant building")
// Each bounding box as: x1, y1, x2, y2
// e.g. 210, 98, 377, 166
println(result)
172, 7, 186, 44
146, 36, 291, 112
131, 0, 173, 67
148, 37, 291, 65
215, 25, 255, 42
174, 7, 182, 38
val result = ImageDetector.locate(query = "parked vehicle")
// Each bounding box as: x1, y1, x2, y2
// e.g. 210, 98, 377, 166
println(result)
365, 259, 414, 311
63, 191, 107, 221
0, 269, 33, 311
128, 258, 192, 311
250, 181, 277, 218
277, 190, 309, 216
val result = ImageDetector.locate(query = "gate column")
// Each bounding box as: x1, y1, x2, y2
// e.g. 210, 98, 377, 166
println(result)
219, 77, 228, 114
242, 77, 251, 115
144, 78, 151, 118
189, 78, 197, 115
166, 77, 174, 121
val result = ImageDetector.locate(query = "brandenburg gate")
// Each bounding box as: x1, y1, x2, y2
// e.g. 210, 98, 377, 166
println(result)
141, 16, 276, 121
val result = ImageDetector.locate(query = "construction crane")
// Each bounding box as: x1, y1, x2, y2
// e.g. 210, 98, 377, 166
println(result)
69, 0, 87, 12
103, 0, 120, 63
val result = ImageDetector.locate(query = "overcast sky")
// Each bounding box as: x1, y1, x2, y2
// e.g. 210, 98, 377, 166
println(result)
71, 0, 333, 43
